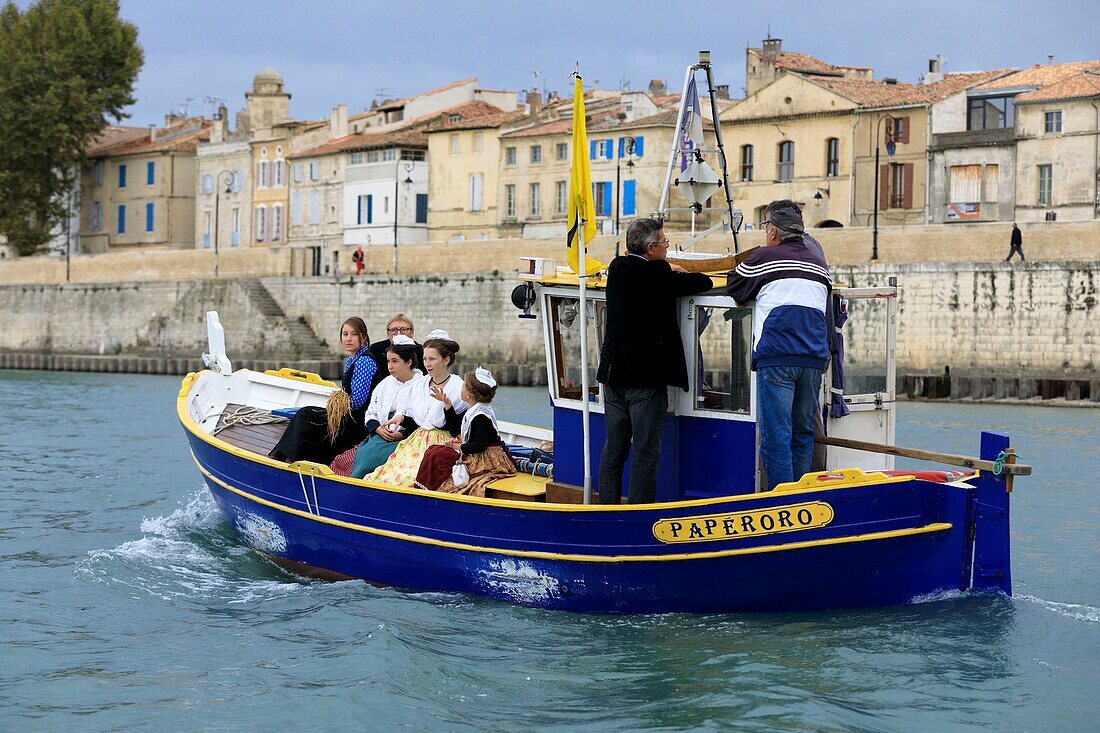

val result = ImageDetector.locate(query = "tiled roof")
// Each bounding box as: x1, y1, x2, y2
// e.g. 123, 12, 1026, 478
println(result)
974, 60, 1100, 91
424, 108, 528, 132
501, 118, 573, 139
1016, 70, 1100, 102
748, 48, 844, 76
292, 127, 427, 158
86, 125, 148, 156
591, 108, 715, 131
374, 77, 478, 111
88, 119, 211, 157
814, 69, 1012, 108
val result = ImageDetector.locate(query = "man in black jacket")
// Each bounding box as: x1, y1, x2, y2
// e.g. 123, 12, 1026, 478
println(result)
595, 218, 713, 503
1006, 223, 1025, 262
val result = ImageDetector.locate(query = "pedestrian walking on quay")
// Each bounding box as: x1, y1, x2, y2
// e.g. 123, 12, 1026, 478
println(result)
1006, 223, 1025, 262
353, 246, 365, 275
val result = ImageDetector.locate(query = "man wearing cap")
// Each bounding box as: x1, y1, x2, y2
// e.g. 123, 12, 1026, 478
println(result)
596, 217, 713, 504
726, 200, 832, 490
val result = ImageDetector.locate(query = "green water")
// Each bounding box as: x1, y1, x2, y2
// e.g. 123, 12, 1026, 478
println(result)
1, 370, 1097, 731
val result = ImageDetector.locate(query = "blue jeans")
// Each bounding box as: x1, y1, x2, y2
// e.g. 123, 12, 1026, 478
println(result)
757, 366, 823, 490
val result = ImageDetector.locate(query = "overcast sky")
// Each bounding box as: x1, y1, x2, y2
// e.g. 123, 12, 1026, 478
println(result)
79, 0, 1100, 126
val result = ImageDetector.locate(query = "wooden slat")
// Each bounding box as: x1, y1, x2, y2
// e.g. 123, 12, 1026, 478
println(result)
668, 246, 759, 273
817, 436, 1031, 476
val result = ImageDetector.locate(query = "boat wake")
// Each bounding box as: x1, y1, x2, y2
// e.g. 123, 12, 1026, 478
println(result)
75, 487, 311, 605
1017, 594, 1100, 624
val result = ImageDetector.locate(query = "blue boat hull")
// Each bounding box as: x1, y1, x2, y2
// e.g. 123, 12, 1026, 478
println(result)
183, 423, 1013, 613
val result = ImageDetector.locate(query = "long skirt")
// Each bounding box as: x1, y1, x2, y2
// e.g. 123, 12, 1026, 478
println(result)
270, 406, 365, 466
350, 434, 403, 479
366, 427, 452, 487
437, 445, 517, 498
414, 444, 462, 491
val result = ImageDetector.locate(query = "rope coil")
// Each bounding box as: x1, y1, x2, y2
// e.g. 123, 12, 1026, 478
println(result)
992, 449, 1019, 476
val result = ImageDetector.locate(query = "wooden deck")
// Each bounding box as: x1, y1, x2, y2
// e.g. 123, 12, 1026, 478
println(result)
212, 404, 288, 457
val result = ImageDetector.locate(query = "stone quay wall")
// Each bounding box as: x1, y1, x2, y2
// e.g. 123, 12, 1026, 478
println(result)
0, 261, 1095, 402
2, 219, 1099, 286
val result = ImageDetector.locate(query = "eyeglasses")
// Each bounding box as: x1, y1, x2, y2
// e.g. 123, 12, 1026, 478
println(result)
649, 237, 670, 247
761, 220, 771, 228
387, 326, 412, 334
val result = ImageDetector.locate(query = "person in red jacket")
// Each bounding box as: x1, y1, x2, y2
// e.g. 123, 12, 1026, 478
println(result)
353, 246, 365, 275
595, 218, 713, 504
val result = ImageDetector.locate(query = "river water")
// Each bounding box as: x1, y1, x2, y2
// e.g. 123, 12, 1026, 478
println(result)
1, 370, 1097, 732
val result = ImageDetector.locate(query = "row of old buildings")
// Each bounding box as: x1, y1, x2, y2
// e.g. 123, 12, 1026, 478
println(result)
55, 37, 1100, 270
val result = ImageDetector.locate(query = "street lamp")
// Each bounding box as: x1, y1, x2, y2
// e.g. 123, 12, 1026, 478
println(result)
392, 158, 414, 273
615, 135, 636, 252
871, 114, 897, 261
212, 169, 234, 277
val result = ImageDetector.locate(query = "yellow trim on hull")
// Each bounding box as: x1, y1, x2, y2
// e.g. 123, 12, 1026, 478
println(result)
195, 459, 952, 563
178, 371, 918, 513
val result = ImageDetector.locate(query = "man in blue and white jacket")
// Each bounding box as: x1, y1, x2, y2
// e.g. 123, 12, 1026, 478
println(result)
726, 201, 832, 490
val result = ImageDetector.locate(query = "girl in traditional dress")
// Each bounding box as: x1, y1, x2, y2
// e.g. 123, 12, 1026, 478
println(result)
365, 331, 468, 487
415, 367, 516, 497
338, 335, 421, 478
269, 317, 377, 465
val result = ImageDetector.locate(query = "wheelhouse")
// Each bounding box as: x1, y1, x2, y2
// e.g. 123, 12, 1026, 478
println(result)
525, 265, 899, 499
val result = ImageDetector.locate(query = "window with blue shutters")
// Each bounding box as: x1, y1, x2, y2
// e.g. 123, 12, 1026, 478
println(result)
118, 164, 127, 188
602, 180, 612, 213
589, 141, 596, 160
622, 179, 636, 216
415, 194, 428, 223
145, 203, 154, 231
146, 161, 155, 185
604, 140, 613, 159
117, 204, 125, 233
357, 194, 373, 224
594, 182, 611, 216
634, 136, 644, 157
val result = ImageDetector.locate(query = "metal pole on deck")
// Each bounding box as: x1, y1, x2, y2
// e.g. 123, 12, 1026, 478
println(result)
579, 236, 593, 504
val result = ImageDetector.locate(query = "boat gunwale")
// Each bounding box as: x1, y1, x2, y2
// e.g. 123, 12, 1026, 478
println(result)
179, 371, 937, 514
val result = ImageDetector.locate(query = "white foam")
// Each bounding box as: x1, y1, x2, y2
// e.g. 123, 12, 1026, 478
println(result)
1018, 594, 1100, 623
910, 588, 970, 604
475, 559, 561, 605
139, 488, 221, 535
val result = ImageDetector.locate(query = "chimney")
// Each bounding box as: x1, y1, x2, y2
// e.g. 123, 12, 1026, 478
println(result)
1047, 54, 1054, 65
235, 109, 251, 134
211, 117, 225, 143
648, 79, 666, 96
884, 77, 898, 86
330, 104, 348, 139
929, 56, 941, 74
762, 37, 782, 61
525, 90, 542, 114
148, 124, 157, 142
217, 103, 228, 122
715, 84, 730, 99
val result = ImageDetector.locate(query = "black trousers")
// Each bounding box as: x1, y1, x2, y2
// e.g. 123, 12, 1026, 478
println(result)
1006, 244, 1025, 261
597, 385, 667, 504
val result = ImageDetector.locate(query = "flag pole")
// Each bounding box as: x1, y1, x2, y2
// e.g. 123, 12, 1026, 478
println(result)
579, 229, 592, 504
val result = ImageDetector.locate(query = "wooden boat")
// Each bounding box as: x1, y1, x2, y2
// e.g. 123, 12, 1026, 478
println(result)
178, 54, 1029, 612
179, 274, 1027, 613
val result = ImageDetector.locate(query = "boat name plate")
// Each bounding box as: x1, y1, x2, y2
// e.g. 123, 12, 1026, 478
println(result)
652, 501, 834, 544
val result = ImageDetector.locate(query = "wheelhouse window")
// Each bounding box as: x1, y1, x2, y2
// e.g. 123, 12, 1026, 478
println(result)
777, 141, 794, 182
694, 304, 751, 414
548, 294, 605, 402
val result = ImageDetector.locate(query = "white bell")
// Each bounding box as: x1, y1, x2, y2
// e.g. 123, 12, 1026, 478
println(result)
675, 155, 720, 206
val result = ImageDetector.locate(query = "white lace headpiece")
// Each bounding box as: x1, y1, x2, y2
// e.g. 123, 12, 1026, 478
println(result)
474, 366, 497, 388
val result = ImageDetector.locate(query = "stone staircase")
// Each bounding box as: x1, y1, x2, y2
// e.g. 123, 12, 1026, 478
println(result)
238, 279, 333, 361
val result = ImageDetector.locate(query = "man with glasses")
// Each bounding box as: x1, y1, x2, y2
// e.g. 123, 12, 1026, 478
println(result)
726, 201, 832, 490
368, 314, 425, 390
596, 217, 713, 504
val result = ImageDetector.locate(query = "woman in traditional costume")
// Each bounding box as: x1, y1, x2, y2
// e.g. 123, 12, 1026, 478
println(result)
269, 317, 377, 465
365, 331, 468, 486
336, 335, 421, 478
415, 367, 516, 497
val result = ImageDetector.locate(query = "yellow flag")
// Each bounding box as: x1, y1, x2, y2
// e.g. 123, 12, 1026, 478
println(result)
566, 75, 606, 275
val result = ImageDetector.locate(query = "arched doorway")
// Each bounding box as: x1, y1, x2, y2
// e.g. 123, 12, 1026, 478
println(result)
815, 219, 844, 228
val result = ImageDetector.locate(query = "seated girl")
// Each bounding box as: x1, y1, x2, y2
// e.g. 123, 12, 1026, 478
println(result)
415, 367, 516, 497
365, 331, 468, 487
269, 317, 377, 466
337, 335, 421, 478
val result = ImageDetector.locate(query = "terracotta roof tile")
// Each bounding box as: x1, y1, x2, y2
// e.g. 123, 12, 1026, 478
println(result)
291, 127, 427, 158
86, 125, 148, 156
748, 48, 844, 76
815, 69, 1012, 108
1016, 70, 1100, 102
501, 118, 574, 139
975, 60, 1100, 91
424, 109, 528, 132
88, 119, 211, 157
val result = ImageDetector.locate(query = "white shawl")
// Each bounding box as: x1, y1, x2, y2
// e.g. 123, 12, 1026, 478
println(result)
460, 401, 498, 443
397, 373, 468, 429
364, 370, 421, 425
